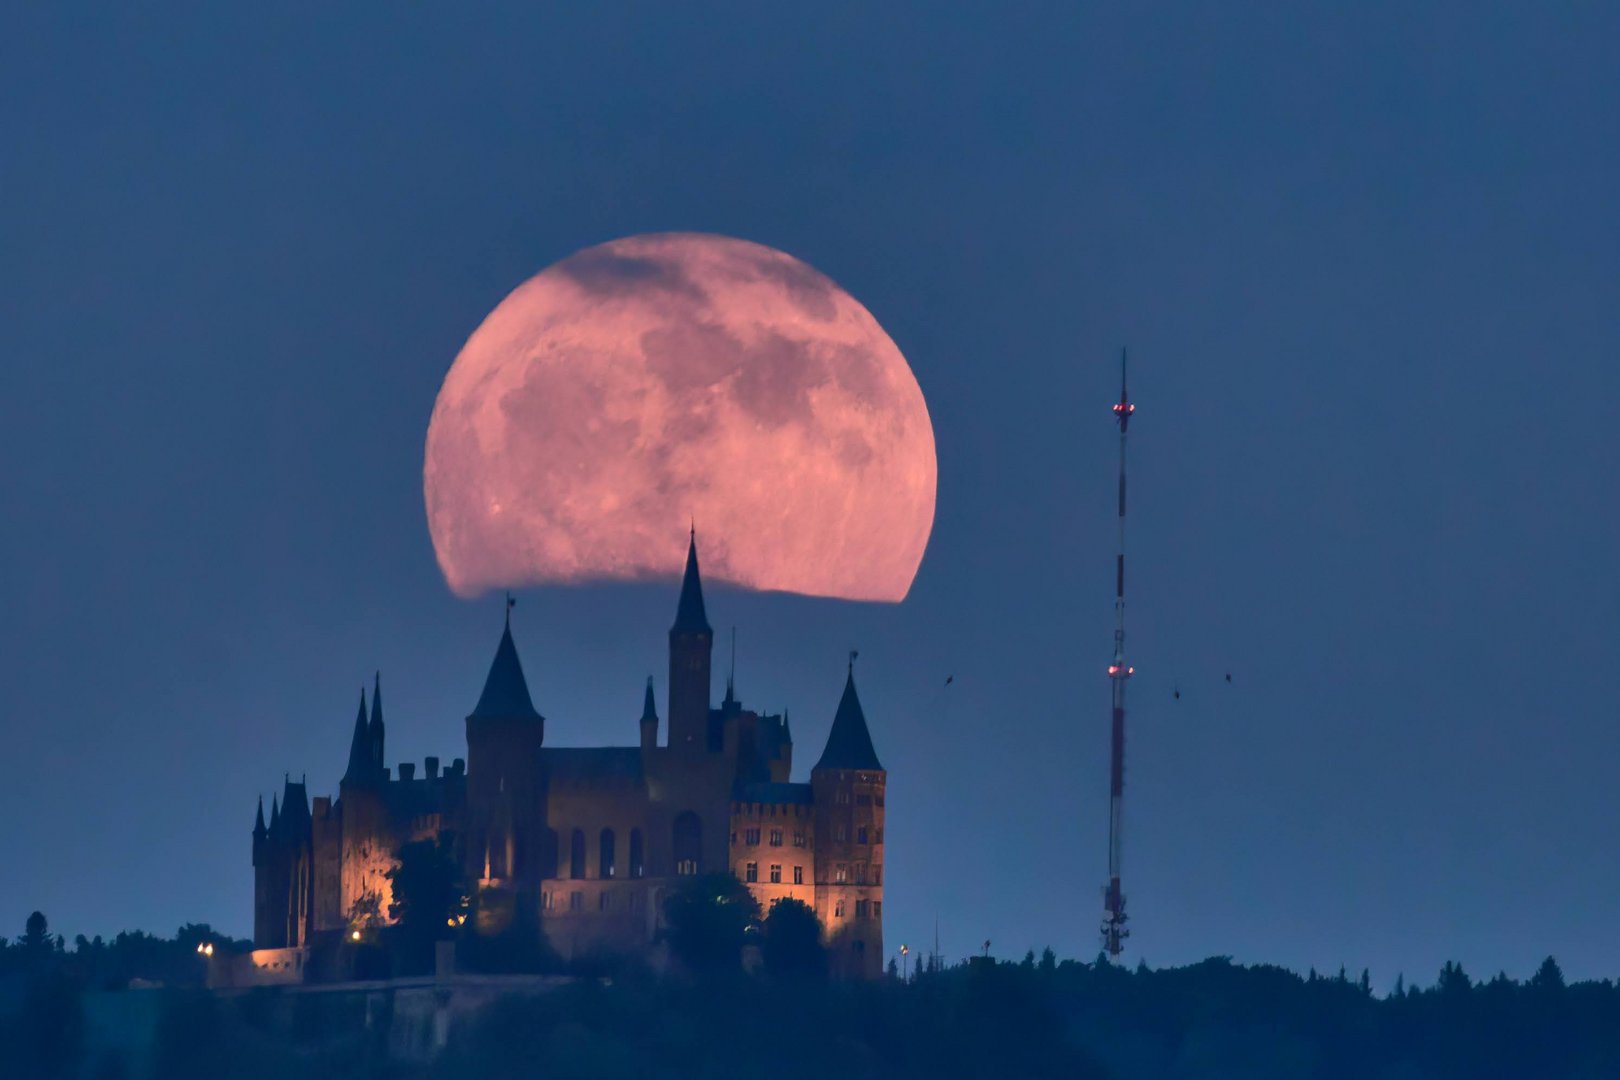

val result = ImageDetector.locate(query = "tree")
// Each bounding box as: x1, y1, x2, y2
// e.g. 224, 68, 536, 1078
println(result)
1039, 947, 1057, 975
386, 834, 466, 968
759, 898, 826, 980
1437, 960, 1472, 995
1530, 955, 1565, 992
661, 872, 760, 976
22, 911, 51, 951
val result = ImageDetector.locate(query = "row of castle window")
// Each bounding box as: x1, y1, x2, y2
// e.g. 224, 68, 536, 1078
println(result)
744, 862, 805, 885
832, 899, 881, 919
732, 802, 811, 818
832, 791, 884, 807
567, 827, 646, 880
734, 825, 883, 848
832, 864, 881, 885
542, 889, 647, 914
738, 862, 882, 886
737, 827, 806, 847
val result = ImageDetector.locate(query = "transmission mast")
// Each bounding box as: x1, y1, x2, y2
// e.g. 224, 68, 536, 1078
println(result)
1101, 349, 1135, 957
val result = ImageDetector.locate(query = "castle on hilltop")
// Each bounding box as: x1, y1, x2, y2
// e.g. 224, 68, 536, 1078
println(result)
251, 533, 887, 978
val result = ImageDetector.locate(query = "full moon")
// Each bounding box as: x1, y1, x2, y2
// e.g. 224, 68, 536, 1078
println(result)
424, 233, 936, 601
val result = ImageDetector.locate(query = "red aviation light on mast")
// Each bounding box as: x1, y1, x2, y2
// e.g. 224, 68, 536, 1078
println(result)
1106, 664, 1135, 677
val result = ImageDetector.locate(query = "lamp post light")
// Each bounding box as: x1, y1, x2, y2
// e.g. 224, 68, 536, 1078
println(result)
899, 943, 910, 982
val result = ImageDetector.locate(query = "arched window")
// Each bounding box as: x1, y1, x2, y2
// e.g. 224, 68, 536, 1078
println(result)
600, 828, 616, 879
629, 828, 645, 879
570, 828, 586, 880
673, 811, 702, 876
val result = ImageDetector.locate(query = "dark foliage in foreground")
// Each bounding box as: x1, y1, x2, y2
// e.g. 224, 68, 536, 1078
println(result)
7, 908, 1620, 1079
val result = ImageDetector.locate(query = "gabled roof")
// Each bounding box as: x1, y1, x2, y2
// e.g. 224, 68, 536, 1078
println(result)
670, 531, 711, 634
471, 617, 542, 721
813, 669, 884, 772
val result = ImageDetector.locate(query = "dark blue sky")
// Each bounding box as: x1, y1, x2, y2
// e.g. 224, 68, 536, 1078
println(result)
4, 4, 1619, 986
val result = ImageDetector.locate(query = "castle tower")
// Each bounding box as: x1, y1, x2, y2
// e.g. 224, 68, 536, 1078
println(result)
811, 659, 886, 979
265, 777, 315, 948
251, 797, 270, 944
465, 607, 547, 890
667, 531, 714, 753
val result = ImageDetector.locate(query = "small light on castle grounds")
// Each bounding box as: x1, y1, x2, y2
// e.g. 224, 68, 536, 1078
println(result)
351, 930, 362, 942
195, 942, 214, 957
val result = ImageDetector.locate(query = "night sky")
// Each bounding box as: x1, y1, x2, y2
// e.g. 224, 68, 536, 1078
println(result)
5, 4, 1619, 987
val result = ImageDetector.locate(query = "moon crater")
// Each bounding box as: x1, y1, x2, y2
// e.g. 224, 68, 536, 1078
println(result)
424, 232, 937, 601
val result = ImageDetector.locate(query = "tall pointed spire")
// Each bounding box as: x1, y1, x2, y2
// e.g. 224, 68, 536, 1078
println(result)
344, 688, 370, 783
269, 792, 281, 834
471, 613, 542, 721
671, 528, 711, 633
813, 660, 884, 771
641, 676, 659, 723
368, 671, 385, 770
253, 796, 267, 838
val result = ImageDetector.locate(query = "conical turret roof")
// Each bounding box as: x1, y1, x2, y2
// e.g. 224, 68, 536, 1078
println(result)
641, 677, 659, 723
813, 666, 884, 772
471, 614, 542, 721
343, 688, 370, 783
670, 531, 711, 634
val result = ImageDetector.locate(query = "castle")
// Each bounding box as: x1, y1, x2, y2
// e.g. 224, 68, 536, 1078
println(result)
251, 534, 887, 978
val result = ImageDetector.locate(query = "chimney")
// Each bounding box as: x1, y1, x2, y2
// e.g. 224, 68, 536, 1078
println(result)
398, 762, 416, 782
425, 756, 440, 779
450, 758, 466, 777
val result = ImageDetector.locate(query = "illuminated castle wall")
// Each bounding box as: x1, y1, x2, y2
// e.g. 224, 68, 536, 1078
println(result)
251, 535, 887, 978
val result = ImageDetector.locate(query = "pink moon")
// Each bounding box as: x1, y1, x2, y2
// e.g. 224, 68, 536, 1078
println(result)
423, 233, 937, 601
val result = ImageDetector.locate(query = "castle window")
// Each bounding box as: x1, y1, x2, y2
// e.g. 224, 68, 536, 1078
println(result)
600, 829, 616, 879
857, 794, 872, 807
835, 825, 847, 843
769, 864, 782, 884
857, 826, 868, 845
835, 899, 845, 918
745, 862, 758, 883
856, 900, 869, 918
793, 866, 803, 885
674, 811, 702, 876
569, 891, 582, 912
629, 891, 643, 912
855, 864, 867, 885
853, 940, 865, 954
542, 891, 553, 911
744, 827, 761, 846
599, 892, 611, 912
630, 828, 644, 879
834, 865, 848, 884
875, 828, 884, 844
570, 829, 587, 880
836, 790, 850, 805
769, 828, 783, 847
873, 901, 882, 918
873, 866, 882, 885
793, 830, 806, 848
875, 795, 885, 807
